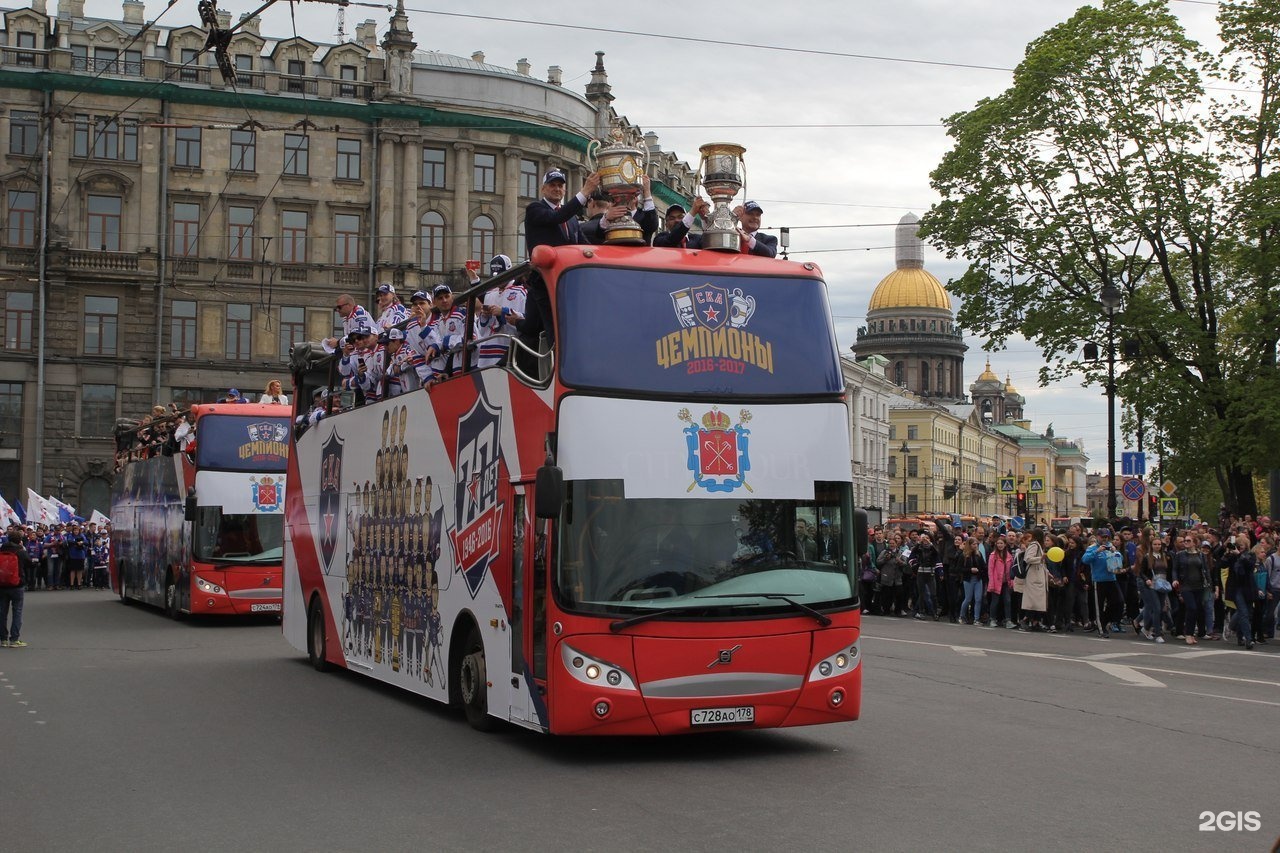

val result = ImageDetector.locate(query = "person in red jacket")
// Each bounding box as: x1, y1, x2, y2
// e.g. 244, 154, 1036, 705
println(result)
1, 530, 32, 647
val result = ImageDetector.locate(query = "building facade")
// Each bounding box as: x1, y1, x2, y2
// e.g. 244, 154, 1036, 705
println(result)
0, 0, 696, 512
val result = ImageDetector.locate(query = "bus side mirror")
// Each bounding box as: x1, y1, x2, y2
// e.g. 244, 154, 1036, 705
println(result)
853, 508, 869, 559
535, 462, 564, 520
184, 494, 197, 522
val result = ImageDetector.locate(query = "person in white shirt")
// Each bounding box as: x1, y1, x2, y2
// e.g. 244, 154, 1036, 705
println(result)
260, 379, 289, 405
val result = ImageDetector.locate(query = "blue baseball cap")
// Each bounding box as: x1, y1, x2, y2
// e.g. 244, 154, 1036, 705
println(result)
543, 169, 566, 184
743, 200, 764, 214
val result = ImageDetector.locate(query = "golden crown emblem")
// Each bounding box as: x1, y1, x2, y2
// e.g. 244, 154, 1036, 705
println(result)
701, 409, 731, 430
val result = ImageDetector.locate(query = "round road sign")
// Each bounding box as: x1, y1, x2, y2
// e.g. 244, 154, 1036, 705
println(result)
1122, 478, 1146, 501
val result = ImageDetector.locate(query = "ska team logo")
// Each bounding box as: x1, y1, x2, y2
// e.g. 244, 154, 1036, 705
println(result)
670, 283, 756, 330
249, 475, 283, 512
449, 394, 504, 598
678, 407, 752, 493
247, 421, 289, 443
319, 431, 344, 570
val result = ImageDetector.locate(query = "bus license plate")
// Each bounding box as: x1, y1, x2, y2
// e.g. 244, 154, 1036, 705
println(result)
690, 706, 754, 727
250, 603, 282, 612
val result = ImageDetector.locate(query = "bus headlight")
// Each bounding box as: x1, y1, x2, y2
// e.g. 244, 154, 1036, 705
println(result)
196, 578, 225, 595
561, 644, 637, 692
809, 640, 860, 682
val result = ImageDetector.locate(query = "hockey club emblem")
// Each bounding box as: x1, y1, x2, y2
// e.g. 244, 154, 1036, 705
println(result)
679, 407, 753, 493
249, 475, 283, 512
247, 420, 288, 443
670, 284, 756, 331
449, 393, 503, 598
319, 431, 344, 570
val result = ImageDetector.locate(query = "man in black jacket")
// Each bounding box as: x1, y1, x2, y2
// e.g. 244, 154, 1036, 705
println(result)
520, 168, 601, 349
1, 530, 32, 647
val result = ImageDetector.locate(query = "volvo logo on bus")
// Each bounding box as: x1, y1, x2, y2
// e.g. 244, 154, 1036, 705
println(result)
707, 644, 743, 669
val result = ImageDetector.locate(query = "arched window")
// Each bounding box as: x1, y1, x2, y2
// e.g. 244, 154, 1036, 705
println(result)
420, 212, 444, 271
937, 362, 945, 393
471, 214, 495, 263
920, 361, 930, 393
894, 361, 905, 386
78, 476, 111, 519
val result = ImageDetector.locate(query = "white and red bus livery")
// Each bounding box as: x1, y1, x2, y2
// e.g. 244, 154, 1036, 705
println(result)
284, 244, 864, 734
111, 402, 290, 617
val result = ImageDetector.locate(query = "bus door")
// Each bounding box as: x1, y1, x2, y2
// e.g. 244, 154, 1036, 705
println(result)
508, 486, 548, 728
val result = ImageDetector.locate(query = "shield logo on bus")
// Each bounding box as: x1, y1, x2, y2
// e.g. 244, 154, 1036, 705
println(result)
679, 407, 752, 494
690, 283, 729, 330
319, 431, 345, 570
449, 393, 503, 598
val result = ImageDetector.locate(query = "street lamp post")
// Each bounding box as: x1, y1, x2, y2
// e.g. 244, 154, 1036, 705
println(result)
1100, 282, 1123, 521
898, 440, 911, 515
951, 459, 960, 514
58, 473, 65, 502
779, 227, 790, 260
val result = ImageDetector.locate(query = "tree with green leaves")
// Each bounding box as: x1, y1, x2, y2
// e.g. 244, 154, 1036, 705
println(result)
921, 0, 1280, 517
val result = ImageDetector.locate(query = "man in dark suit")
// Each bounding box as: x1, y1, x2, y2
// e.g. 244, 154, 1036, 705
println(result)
733, 200, 779, 257
519, 168, 600, 349
653, 196, 711, 249
581, 175, 661, 245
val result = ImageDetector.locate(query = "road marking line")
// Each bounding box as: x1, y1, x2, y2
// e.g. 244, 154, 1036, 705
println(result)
1119, 666, 1280, 688
1177, 690, 1280, 708
950, 646, 987, 657
1086, 662, 1165, 687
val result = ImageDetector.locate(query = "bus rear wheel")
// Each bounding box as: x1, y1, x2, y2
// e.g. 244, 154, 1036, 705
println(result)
308, 596, 331, 672
457, 626, 495, 731
118, 565, 130, 605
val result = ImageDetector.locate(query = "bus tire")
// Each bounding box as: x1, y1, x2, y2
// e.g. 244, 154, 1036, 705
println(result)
118, 565, 130, 605
308, 595, 331, 672
164, 571, 182, 620
457, 624, 495, 732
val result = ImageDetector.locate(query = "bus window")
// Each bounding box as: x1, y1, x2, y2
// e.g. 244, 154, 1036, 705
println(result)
193, 507, 284, 564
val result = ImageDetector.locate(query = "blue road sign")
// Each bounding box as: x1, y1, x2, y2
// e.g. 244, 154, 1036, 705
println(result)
1122, 478, 1146, 501
1121, 451, 1146, 477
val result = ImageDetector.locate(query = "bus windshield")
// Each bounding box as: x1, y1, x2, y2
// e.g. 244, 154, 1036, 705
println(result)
557, 267, 842, 397
196, 414, 291, 472
555, 479, 856, 618
193, 507, 284, 565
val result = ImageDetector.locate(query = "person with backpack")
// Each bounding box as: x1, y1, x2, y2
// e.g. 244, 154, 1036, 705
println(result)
0, 530, 31, 647
1083, 529, 1126, 639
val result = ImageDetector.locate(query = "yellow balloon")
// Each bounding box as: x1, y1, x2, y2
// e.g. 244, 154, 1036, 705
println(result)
1047, 546, 1065, 563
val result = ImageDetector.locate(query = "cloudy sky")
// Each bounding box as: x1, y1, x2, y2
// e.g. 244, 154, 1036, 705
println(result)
81, 0, 1223, 473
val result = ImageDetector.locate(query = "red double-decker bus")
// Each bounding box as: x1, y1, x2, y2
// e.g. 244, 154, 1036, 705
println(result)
111, 402, 290, 618
284, 245, 864, 734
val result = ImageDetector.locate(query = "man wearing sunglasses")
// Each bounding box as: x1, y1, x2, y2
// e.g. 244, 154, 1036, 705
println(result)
324, 294, 373, 353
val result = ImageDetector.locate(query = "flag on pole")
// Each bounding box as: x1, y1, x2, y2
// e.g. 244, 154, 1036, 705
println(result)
49, 496, 76, 523
0, 494, 20, 527
26, 490, 60, 525
89, 509, 111, 527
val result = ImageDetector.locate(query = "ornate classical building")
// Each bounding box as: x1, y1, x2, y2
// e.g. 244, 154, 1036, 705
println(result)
853, 213, 966, 401
0, 0, 695, 512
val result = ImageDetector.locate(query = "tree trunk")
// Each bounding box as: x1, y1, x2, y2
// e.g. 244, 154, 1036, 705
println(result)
1224, 465, 1258, 517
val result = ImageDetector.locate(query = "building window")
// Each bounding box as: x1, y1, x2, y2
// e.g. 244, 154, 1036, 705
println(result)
279, 306, 305, 360
907, 456, 918, 478
83, 296, 119, 356
171, 299, 196, 358
335, 138, 361, 180
174, 127, 201, 168
14, 31, 37, 66
4, 292, 33, 351
920, 361, 930, 393
6, 190, 37, 247
907, 425, 918, 440
422, 147, 446, 188
171, 202, 200, 257
420, 212, 444, 271
281, 210, 307, 263
80, 384, 117, 437
225, 303, 251, 361
8, 110, 38, 155
179, 47, 200, 82
333, 213, 360, 266
937, 362, 945, 393
73, 115, 137, 161
284, 134, 309, 176
228, 205, 255, 260
285, 58, 306, 92
338, 64, 358, 97
234, 54, 253, 73
0, 382, 21, 452
471, 214, 495, 263
86, 195, 122, 252
906, 494, 918, 513
894, 361, 904, 386
520, 158, 538, 198
171, 387, 216, 408
230, 129, 256, 171
887, 456, 896, 478
473, 153, 496, 193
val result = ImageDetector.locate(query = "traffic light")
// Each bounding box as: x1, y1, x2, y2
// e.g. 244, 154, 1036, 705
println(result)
1016, 492, 1027, 515
1149, 494, 1158, 518
1083, 342, 1100, 361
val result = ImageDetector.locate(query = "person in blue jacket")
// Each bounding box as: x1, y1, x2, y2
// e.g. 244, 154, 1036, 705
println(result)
1082, 528, 1126, 638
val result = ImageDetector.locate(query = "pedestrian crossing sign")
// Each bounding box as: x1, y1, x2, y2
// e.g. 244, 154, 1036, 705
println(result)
1160, 497, 1179, 516
1028, 476, 1045, 493
998, 477, 1015, 494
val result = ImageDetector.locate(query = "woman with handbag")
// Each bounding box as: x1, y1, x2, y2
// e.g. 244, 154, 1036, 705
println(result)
1136, 536, 1173, 643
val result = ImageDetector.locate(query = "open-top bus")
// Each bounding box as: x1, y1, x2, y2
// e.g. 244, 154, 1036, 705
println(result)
111, 402, 290, 617
283, 244, 864, 734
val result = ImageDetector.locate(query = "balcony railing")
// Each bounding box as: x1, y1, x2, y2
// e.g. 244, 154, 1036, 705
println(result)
1, 47, 48, 69
1, 247, 37, 267
280, 265, 309, 282
334, 268, 361, 287
280, 75, 319, 95
173, 258, 200, 276
67, 249, 138, 271
72, 56, 144, 76
226, 262, 255, 279
335, 81, 373, 99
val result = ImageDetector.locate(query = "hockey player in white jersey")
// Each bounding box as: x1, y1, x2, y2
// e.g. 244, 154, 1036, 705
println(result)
374, 283, 408, 332
370, 328, 421, 397
323, 294, 374, 353
474, 254, 527, 368
421, 284, 468, 386
336, 325, 384, 405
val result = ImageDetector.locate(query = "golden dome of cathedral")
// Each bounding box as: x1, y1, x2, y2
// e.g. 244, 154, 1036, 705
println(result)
866, 213, 952, 313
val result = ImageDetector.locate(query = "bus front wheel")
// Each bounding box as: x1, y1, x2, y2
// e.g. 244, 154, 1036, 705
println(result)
308, 596, 331, 672
457, 625, 495, 732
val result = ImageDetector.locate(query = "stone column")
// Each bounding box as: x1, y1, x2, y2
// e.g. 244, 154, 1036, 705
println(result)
401, 138, 417, 268
502, 148, 521, 260
452, 142, 473, 267
377, 131, 397, 264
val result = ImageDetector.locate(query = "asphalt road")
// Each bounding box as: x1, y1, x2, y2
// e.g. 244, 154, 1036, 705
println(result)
3, 592, 1277, 852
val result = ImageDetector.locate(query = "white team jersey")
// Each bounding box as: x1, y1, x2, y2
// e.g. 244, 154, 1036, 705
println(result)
337, 343, 385, 402
474, 283, 528, 367
377, 301, 409, 332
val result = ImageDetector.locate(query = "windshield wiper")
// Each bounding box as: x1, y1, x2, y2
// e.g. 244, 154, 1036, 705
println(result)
693, 593, 833, 627
609, 607, 687, 633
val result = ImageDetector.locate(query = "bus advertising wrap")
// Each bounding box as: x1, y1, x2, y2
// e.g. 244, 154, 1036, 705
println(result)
557, 268, 843, 396
196, 415, 292, 471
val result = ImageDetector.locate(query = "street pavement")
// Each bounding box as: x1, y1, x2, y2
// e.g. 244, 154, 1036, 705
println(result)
2, 591, 1277, 852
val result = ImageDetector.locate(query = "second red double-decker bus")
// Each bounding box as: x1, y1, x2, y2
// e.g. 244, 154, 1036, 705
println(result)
284, 244, 864, 734
111, 402, 290, 618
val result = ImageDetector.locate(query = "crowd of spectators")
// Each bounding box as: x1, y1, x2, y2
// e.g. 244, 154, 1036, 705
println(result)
860, 514, 1279, 649
2, 519, 111, 591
